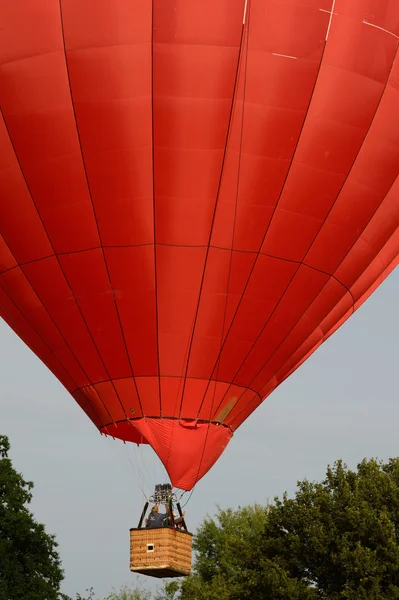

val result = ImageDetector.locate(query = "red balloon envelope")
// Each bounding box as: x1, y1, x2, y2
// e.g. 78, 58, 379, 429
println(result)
0, 0, 398, 490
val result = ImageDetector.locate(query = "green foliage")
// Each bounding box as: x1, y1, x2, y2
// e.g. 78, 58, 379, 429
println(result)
0, 435, 64, 600
61, 584, 152, 600
263, 458, 399, 599
154, 581, 179, 600
104, 583, 151, 600
76, 590, 96, 600
60, 588, 97, 600
178, 504, 312, 600
172, 458, 399, 599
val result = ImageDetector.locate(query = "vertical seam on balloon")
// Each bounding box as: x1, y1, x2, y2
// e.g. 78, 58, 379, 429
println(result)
193, 8, 331, 422
0, 280, 106, 427
58, 0, 145, 422
227, 52, 399, 429
151, 0, 163, 418
0, 109, 117, 430
190, 0, 252, 489
175, 4, 248, 421
195, 2, 252, 423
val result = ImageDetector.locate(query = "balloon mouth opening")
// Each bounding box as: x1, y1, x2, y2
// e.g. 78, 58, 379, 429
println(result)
100, 417, 232, 446
100, 420, 149, 445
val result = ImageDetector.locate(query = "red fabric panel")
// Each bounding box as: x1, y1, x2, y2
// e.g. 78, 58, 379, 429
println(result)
153, 0, 244, 247
62, 0, 154, 247
71, 390, 103, 429
73, 385, 120, 429
187, 249, 256, 380
213, 255, 298, 382
135, 377, 160, 417
157, 245, 207, 376
113, 378, 143, 419
22, 257, 109, 382
0, 235, 17, 274
0, 116, 53, 264
104, 246, 158, 376
58, 250, 132, 380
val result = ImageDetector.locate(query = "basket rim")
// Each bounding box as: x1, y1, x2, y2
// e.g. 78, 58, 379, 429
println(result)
130, 527, 193, 536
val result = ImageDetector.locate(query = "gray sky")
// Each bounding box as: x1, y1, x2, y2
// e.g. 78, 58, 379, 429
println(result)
1, 268, 398, 598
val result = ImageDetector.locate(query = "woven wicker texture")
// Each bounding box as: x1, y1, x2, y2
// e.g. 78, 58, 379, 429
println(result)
130, 528, 192, 578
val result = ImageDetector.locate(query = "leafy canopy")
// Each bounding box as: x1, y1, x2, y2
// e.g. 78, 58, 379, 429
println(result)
173, 458, 399, 599
178, 504, 312, 600
263, 458, 399, 599
0, 435, 64, 600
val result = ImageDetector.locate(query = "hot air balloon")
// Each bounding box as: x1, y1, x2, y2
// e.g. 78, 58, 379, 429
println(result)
1, 0, 398, 498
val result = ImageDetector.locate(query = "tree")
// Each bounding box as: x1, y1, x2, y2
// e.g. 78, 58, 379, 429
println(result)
177, 504, 313, 600
0, 435, 64, 600
60, 588, 97, 600
262, 458, 399, 599
104, 583, 152, 600
173, 458, 399, 599
154, 581, 179, 600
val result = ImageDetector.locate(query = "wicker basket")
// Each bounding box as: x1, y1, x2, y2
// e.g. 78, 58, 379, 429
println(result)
130, 527, 193, 578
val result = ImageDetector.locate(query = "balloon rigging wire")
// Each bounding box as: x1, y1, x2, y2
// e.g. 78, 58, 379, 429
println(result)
107, 438, 149, 501
180, 487, 195, 509
133, 441, 151, 490
107, 438, 150, 502
121, 444, 147, 495
127, 444, 148, 491
140, 442, 145, 506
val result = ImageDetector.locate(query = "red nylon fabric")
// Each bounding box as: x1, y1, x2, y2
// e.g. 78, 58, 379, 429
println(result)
0, 0, 398, 490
